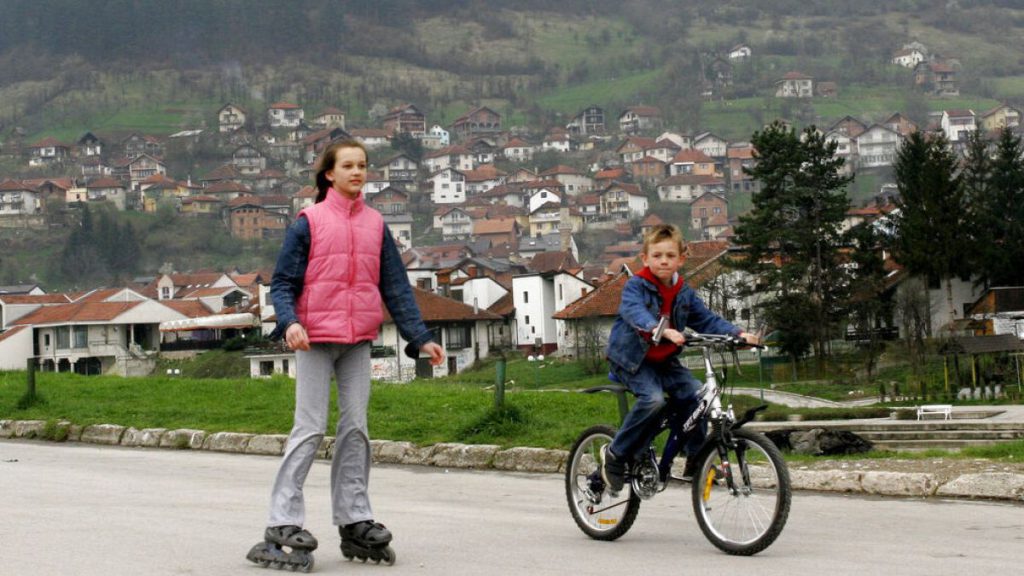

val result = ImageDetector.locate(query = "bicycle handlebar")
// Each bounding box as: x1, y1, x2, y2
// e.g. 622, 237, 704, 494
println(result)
681, 332, 766, 350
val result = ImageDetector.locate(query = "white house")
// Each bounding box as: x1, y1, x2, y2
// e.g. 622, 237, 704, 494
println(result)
502, 138, 535, 162
0, 180, 40, 216
12, 299, 189, 376
940, 109, 977, 143
775, 72, 814, 98
693, 132, 729, 159
854, 124, 902, 169
427, 168, 467, 204
728, 44, 752, 61
267, 102, 304, 128
599, 182, 648, 219
435, 206, 472, 240
892, 47, 927, 68
218, 104, 247, 132
512, 273, 558, 354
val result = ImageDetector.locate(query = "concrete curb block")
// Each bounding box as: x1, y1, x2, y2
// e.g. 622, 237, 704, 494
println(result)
80, 424, 126, 445
937, 472, 1024, 500
2, 419, 1022, 501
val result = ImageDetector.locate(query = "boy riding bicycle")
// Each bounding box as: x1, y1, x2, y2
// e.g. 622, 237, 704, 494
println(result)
601, 224, 759, 494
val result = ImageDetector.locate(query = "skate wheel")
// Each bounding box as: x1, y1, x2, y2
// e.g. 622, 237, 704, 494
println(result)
382, 546, 396, 566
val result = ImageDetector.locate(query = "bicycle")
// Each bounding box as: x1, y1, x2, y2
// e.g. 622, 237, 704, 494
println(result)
564, 332, 791, 556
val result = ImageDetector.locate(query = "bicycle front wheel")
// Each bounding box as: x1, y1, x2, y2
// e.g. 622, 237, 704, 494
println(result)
691, 428, 791, 555
565, 425, 640, 541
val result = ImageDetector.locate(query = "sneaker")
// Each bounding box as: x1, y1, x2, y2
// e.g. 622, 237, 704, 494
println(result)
681, 457, 700, 483
600, 445, 625, 495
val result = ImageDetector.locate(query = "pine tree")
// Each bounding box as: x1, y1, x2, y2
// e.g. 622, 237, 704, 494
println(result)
731, 121, 852, 362
891, 131, 969, 330
970, 128, 1024, 286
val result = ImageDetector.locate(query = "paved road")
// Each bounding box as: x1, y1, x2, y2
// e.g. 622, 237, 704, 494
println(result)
1, 440, 1022, 576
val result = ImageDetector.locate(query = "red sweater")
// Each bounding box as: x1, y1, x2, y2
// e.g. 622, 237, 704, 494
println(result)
636, 266, 684, 363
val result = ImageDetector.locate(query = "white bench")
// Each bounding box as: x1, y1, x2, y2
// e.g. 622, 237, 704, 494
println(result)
916, 404, 952, 420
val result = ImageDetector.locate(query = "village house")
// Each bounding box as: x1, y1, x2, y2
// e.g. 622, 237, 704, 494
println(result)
0, 180, 40, 216
618, 105, 663, 134
77, 132, 103, 157
381, 153, 419, 188
231, 144, 267, 175
775, 72, 814, 98
892, 47, 927, 68
566, 106, 606, 135
629, 155, 667, 185
122, 133, 164, 159
382, 104, 427, 137
690, 192, 730, 239
383, 212, 414, 251
424, 125, 450, 148
452, 106, 502, 141
427, 167, 467, 204
502, 138, 535, 162
542, 130, 573, 153
422, 145, 475, 174
854, 123, 902, 169
267, 102, 304, 128
8, 296, 189, 376
349, 128, 390, 149
914, 59, 959, 97
218, 104, 247, 133
312, 106, 346, 129
227, 195, 289, 240
882, 112, 919, 138
434, 206, 472, 241
368, 186, 410, 215
978, 103, 1021, 133
26, 137, 71, 167
527, 202, 580, 238
84, 177, 128, 210
693, 132, 730, 159
657, 173, 725, 203
599, 181, 647, 220
616, 136, 658, 164
940, 109, 976, 144
539, 165, 593, 197
725, 143, 758, 194
728, 43, 751, 61
472, 217, 519, 249
462, 164, 506, 196
670, 148, 718, 177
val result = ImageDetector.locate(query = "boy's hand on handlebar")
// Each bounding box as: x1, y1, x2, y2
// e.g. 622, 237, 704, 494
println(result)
738, 332, 762, 347
662, 327, 686, 346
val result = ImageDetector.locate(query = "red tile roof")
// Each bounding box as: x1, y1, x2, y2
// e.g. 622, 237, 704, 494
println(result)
14, 301, 144, 325
382, 287, 501, 322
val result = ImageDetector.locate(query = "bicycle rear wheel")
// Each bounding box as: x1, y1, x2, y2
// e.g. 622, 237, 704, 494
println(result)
691, 427, 791, 555
565, 425, 640, 541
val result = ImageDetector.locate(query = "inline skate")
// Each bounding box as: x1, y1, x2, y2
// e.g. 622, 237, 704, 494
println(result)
246, 525, 318, 572
339, 520, 396, 565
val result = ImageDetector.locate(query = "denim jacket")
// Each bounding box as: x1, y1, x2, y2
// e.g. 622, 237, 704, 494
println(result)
606, 273, 741, 374
270, 215, 435, 358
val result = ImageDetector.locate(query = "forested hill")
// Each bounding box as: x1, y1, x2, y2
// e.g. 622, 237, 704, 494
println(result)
4, 0, 1024, 141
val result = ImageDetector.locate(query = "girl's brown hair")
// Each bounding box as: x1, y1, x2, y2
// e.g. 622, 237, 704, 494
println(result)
313, 138, 368, 203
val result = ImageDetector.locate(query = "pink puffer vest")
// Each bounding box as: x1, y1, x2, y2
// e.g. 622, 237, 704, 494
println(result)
295, 189, 384, 343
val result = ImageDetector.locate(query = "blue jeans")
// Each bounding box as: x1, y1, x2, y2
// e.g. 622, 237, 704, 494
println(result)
608, 359, 706, 462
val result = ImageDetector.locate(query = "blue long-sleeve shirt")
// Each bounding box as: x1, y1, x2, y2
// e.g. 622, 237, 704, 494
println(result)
269, 215, 435, 358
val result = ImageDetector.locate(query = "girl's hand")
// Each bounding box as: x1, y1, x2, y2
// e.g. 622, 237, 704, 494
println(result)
285, 322, 310, 351
421, 342, 446, 366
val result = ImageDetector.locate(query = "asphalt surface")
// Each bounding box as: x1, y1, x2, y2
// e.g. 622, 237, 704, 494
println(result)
2, 440, 1023, 576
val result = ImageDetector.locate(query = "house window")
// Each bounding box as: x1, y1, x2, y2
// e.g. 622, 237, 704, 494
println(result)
446, 325, 471, 350
160, 286, 171, 299
282, 359, 289, 374
416, 278, 432, 290
523, 291, 529, 303
260, 361, 274, 376
525, 315, 530, 325
73, 326, 88, 348
56, 327, 70, 350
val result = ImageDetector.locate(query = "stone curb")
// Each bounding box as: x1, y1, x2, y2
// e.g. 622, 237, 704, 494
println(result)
1, 419, 1021, 501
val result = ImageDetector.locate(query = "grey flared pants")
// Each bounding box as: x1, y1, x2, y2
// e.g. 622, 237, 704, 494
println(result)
267, 341, 374, 528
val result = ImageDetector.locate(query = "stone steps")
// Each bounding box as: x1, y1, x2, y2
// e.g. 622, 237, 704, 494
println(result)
747, 416, 1024, 451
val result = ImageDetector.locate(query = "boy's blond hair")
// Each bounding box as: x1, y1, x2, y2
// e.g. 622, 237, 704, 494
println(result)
642, 224, 686, 254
